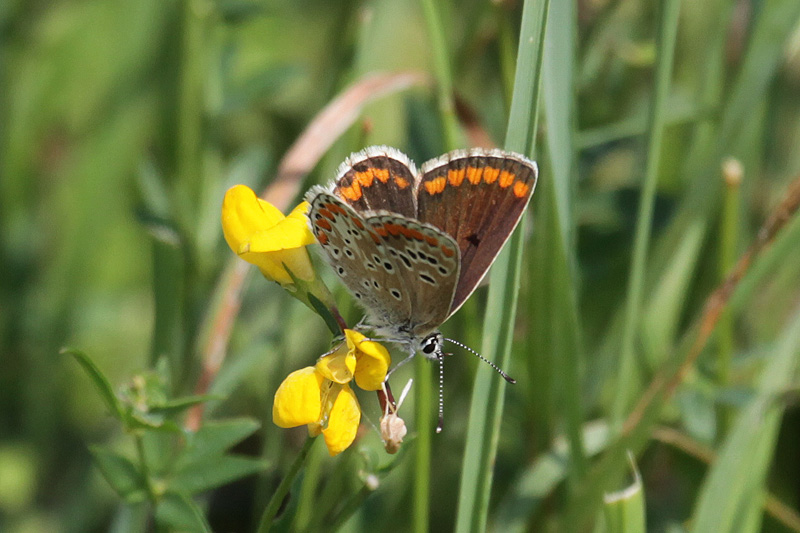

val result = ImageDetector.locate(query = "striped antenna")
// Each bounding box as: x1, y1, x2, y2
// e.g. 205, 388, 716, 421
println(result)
443, 338, 516, 384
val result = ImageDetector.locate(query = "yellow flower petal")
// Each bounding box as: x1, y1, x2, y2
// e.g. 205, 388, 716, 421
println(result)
345, 330, 391, 391
272, 367, 323, 428
248, 247, 315, 284
221, 185, 315, 284
321, 385, 361, 456
316, 344, 356, 384
221, 185, 283, 252
248, 202, 316, 252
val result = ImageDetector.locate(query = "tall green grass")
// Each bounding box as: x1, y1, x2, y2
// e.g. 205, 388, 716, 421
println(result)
3, 0, 800, 532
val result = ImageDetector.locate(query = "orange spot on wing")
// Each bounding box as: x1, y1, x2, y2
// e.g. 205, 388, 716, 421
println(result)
483, 167, 500, 184
424, 176, 446, 195
374, 168, 390, 183
355, 170, 374, 188
319, 208, 335, 220
425, 235, 438, 247
409, 229, 425, 241
513, 181, 530, 198
375, 226, 389, 238
466, 166, 483, 185
369, 231, 381, 244
327, 203, 347, 215
447, 168, 465, 187
351, 217, 365, 229
340, 182, 362, 201
441, 245, 455, 257
386, 223, 402, 236
315, 219, 332, 231
317, 232, 329, 245
394, 176, 410, 188
499, 170, 515, 188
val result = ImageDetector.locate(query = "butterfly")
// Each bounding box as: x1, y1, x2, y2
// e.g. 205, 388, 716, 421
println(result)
306, 146, 537, 372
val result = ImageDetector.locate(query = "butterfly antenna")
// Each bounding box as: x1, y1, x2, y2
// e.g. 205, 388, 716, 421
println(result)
444, 338, 516, 384
436, 352, 445, 433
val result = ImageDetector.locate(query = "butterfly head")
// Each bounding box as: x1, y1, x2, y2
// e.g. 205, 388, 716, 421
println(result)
418, 331, 444, 361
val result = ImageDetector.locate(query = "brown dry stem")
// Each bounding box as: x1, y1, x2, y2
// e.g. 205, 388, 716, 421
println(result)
623, 173, 800, 434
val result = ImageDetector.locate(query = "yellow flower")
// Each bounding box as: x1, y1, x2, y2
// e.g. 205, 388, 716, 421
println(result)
221, 185, 316, 285
272, 330, 391, 456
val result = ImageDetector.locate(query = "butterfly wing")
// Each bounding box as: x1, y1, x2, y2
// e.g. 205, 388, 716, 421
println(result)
332, 146, 418, 218
307, 189, 414, 330
416, 149, 537, 316
365, 214, 460, 337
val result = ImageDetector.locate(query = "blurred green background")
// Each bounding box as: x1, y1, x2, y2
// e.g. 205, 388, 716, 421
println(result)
3, 0, 800, 531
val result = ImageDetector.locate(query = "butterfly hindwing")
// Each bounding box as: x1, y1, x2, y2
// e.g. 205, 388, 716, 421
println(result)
366, 214, 460, 337
307, 190, 413, 326
333, 146, 418, 218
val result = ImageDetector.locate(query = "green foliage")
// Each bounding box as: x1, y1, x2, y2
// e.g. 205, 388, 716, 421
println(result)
69, 350, 264, 530
4, 0, 800, 532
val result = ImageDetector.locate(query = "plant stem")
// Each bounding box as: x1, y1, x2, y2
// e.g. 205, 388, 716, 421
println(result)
134, 432, 158, 505
256, 436, 316, 533
717, 158, 742, 439
413, 355, 432, 533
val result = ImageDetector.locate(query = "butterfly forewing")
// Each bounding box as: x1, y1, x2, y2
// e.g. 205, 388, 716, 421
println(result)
416, 150, 537, 316
333, 147, 418, 218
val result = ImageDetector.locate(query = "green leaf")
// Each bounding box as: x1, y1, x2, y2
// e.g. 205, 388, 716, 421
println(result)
62, 348, 124, 420
307, 291, 343, 337
535, 0, 587, 486
155, 491, 212, 533
127, 412, 185, 433
148, 394, 222, 417
90, 446, 147, 503
176, 418, 261, 470
641, 220, 706, 369
171, 455, 268, 494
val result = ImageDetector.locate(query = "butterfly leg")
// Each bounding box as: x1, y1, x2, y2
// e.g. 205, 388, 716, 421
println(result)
384, 348, 417, 381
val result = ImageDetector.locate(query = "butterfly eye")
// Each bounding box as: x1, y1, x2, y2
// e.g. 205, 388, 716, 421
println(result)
422, 337, 438, 354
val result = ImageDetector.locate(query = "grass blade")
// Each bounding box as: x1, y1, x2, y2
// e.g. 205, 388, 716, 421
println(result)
455, 1, 549, 531
611, 0, 682, 426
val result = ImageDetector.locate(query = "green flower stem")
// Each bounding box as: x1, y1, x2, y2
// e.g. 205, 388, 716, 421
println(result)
419, 0, 461, 150
414, 354, 433, 533
257, 436, 316, 533
292, 437, 325, 532
134, 432, 158, 505
285, 265, 345, 336
717, 159, 742, 438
